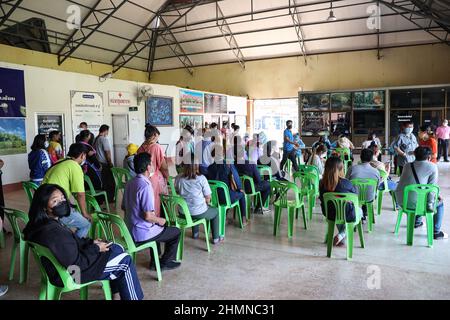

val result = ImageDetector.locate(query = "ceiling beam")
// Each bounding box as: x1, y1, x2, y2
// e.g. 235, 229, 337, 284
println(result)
289, 0, 308, 65
215, 2, 246, 69
377, 0, 450, 25
0, 0, 23, 28
57, 0, 128, 65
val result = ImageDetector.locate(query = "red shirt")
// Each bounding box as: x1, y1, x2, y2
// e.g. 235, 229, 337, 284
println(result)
419, 137, 438, 163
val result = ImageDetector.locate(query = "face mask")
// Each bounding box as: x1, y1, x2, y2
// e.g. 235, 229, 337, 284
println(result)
51, 201, 70, 218
404, 128, 413, 135
444, 123, 448, 127
44, 141, 49, 148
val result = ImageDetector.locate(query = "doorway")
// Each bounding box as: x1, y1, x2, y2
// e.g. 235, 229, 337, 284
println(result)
112, 114, 129, 167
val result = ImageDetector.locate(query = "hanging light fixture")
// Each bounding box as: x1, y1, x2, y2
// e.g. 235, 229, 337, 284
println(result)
327, 1, 337, 21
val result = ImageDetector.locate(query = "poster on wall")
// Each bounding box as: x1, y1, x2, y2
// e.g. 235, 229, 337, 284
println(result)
109, 91, 133, 107
204, 93, 227, 114
301, 112, 330, 136
179, 114, 203, 131
146, 96, 173, 126
0, 118, 27, 155
71, 91, 104, 139
0, 67, 26, 117
35, 113, 65, 153
180, 89, 204, 113
331, 93, 352, 111
300, 93, 330, 111
353, 91, 385, 110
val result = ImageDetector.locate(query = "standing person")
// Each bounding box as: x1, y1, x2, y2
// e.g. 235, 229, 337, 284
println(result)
319, 157, 362, 247
124, 143, 139, 178
48, 130, 63, 164
123, 153, 181, 270
293, 133, 306, 165
79, 130, 103, 197
137, 125, 169, 218
24, 184, 144, 300
75, 122, 88, 143
395, 147, 447, 239
42, 143, 92, 238
93, 125, 115, 205
391, 121, 418, 175
175, 161, 222, 244
175, 126, 195, 174
280, 120, 300, 174
419, 125, 438, 164
436, 119, 450, 162
28, 134, 52, 186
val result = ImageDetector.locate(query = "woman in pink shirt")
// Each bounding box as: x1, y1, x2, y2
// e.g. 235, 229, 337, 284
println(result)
436, 119, 450, 162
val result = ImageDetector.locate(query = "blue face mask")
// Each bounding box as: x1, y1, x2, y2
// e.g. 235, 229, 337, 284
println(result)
404, 128, 413, 135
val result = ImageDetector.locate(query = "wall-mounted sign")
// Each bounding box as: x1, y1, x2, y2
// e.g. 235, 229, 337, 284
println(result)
0, 67, 26, 117
109, 91, 133, 107
71, 91, 104, 139
36, 113, 66, 155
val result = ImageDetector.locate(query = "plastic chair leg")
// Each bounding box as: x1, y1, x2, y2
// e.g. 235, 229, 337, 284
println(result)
203, 221, 211, 253
326, 221, 335, 258
8, 241, 18, 280
308, 194, 314, 220
176, 228, 185, 261
287, 207, 295, 239
219, 207, 226, 238
394, 210, 403, 235
273, 206, 281, 236
102, 281, 112, 300
390, 192, 398, 211
150, 245, 162, 282
245, 195, 251, 220
235, 206, 243, 229
80, 286, 88, 300
357, 222, 365, 248
301, 206, 307, 230
38, 279, 47, 300
0, 230, 4, 249
346, 223, 354, 260
426, 213, 434, 248
367, 204, 374, 233
19, 241, 29, 284
377, 192, 383, 216
103, 194, 110, 213
406, 213, 416, 246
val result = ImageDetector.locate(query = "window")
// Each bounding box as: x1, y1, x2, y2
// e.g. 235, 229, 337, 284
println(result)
422, 87, 446, 108
354, 110, 385, 135
331, 93, 352, 111
390, 110, 420, 137
353, 91, 385, 110
390, 89, 421, 109
330, 112, 351, 137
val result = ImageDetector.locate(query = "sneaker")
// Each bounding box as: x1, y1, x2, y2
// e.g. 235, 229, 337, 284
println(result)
192, 232, 200, 239
262, 207, 271, 214
213, 238, 221, 245
160, 261, 181, 270
253, 207, 263, 214
414, 222, 424, 228
0, 285, 8, 297
333, 234, 346, 246
434, 231, 449, 240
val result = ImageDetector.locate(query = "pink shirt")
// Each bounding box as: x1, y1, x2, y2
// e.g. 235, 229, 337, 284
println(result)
436, 126, 450, 140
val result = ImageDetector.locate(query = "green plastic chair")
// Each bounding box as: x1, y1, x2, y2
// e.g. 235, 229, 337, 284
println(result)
351, 178, 379, 233
298, 164, 321, 178
92, 211, 162, 281
111, 167, 132, 210
28, 241, 112, 300
335, 148, 352, 174
167, 176, 177, 196
240, 175, 263, 220
84, 175, 110, 213
293, 171, 319, 221
394, 184, 439, 248
323, 193, 365, 260
160, 194, 210, 261
271, 180, 307, 239
377, 170, 397, 216
257, 165, 274, 208
3, 208, 29, 284
85, 194, 104, 239
0, 228, 4, 249
208, 180, 243, 237
22, 181, 39, 205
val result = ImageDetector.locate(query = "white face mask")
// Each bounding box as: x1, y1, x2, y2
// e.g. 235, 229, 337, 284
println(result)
44, 141, 49, 148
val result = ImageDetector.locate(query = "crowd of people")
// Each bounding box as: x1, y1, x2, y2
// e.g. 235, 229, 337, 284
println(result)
0, 117, 448, 299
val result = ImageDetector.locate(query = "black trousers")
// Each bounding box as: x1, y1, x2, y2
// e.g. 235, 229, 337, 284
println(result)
280, 149, 299, 173
139, 226, 181, 264
438, 139, 449, 161
100, 164, 116, 203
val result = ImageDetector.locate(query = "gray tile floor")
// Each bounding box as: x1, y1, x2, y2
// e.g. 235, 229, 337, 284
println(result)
1, 161, 450, 300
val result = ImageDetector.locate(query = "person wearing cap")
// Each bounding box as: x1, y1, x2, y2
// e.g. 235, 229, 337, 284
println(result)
124, 143, 139, 178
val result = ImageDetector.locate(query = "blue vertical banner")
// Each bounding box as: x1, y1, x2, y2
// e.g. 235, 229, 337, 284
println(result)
0, 67, 26, 117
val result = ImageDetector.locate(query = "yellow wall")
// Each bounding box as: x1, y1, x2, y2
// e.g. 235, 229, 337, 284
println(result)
1, 43, 449, 99
151, 44, 450, 98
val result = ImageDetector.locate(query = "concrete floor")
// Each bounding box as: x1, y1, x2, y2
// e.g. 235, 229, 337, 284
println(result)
1, 161, 450, 300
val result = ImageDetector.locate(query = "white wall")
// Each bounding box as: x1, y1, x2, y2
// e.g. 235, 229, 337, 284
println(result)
0, 61, 247, 185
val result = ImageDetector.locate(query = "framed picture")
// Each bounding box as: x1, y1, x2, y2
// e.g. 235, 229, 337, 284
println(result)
353, 91, 385, 110
146, 96, 174, 126
331, 93, 352, 111
179, 114, 204, 131
204, 93, 227, 114
300, 93, 330, 111
180, 89, 204, 113
301, 112, 330, 136
35, 112, 66, 155
0, 117, 27, 155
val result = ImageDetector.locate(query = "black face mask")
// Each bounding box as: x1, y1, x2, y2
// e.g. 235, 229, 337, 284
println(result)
51, 201, 70, 218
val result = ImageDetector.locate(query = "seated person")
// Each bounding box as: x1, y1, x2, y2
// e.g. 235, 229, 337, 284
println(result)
319, 157, 362, 247
208, 150, 248, 226
395, 146, 447, 239
259, 140, 288, 181
123, 153, 181, 270
24, 184, 143, 300
346, 148, 381, 222
175, 161, 222, 244
369, 145, 397, 192
335, 134, 355, 162
124, 143, 139, 178
235, 146, 271, 214
307, 144, 327, 177
312, 135, 332, 158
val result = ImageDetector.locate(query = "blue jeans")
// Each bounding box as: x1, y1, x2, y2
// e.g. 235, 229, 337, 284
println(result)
378, 177, 397, 192
60, 208, 91, 238
99, 244, 143, 300
229, 191, 247, 219
415, 202, 444, 233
